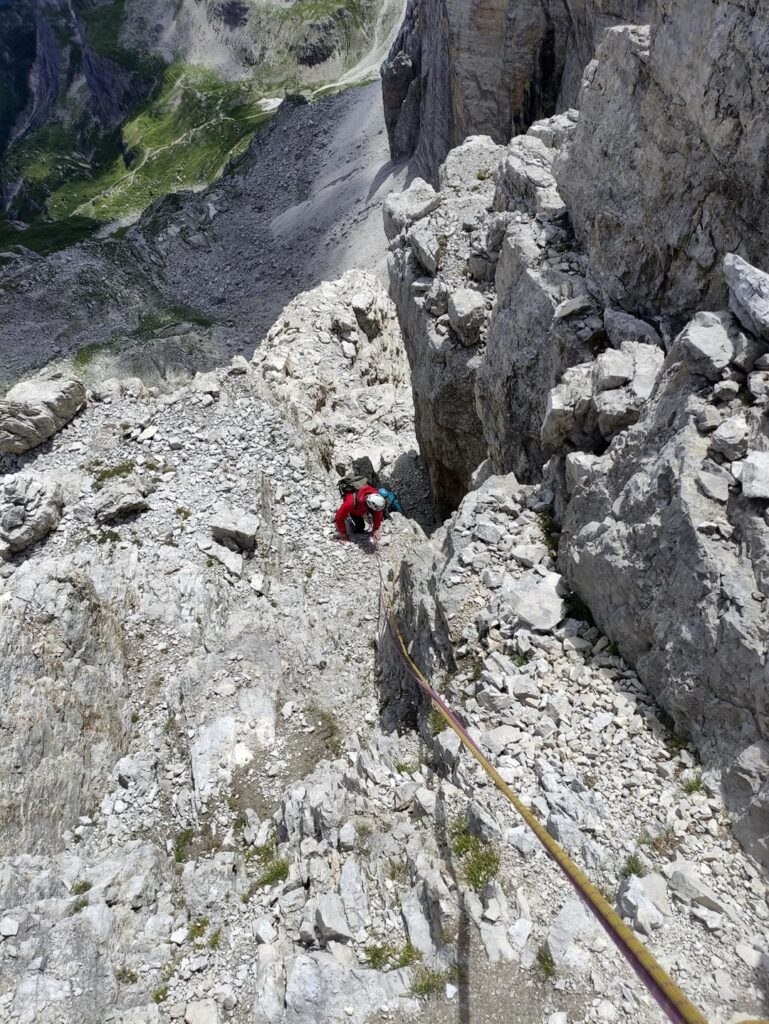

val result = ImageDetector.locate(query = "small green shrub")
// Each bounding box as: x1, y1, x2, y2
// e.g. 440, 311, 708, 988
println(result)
388, 860, 408, 885
96, 529, 120, 545
640, 826, 679, 857
72, 880, 92, 895
411, 964, 456, 997
537, 945, 555, 979
208, 928, 221, 950
449, 820, 501, 891
73, 896, 89, 913
619, 853, 647, 880
681, 772, 704, 795
115, 966, 138, 984
394, 759, 418, 775
315, 707, 342, 756
188, 916, 209, 940
152, 985, 169, 1004
173, 827, 194, 863
427, 706, 444, 736
538, 513, 560, 557
365, 944, 395, 970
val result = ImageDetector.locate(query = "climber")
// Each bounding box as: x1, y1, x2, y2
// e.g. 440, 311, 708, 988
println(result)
335, 484, 387, 541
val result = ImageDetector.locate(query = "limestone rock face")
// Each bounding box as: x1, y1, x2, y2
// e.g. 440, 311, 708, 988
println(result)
558, 318, 769, 864
556, 4, 769, 316
0, 473, 64, 561
0, 377, 86, 454
382, 0, 652, 180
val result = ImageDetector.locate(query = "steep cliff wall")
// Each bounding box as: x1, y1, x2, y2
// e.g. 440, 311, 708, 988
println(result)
381, 0, 653, 180
555, 2, 769, 317
386, 0, 769, 866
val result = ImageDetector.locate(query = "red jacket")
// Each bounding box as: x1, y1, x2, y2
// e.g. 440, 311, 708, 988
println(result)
335, 485, 384, 537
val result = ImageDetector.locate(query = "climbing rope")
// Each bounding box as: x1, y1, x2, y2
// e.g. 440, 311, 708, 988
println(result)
373, 547, 729, 1024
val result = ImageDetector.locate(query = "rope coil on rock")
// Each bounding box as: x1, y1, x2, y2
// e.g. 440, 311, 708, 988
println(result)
374, 551, 721, 1024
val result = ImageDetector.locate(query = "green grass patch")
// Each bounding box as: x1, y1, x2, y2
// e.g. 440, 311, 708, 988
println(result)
72, 880, 92, 895
365, 941, 420, 971
188, 916, 209, 941
93, 461, 136, 491
538, 513, 560, 558
681, 772, 704, 795
47, 63, 274, 224
72, 896, 89, 913
243, 832, 290, 897
315, 707, 342, 757
427, 706, 444, 736
73, 342, 107, 370
173, 827, 195, 864
411, 964, 457, 998
450, 820, 501, 891
115, 965, 138, 984
619, 853, 647, 880
152, 985, 169, 1004
208, 928, 222, 950
0, 214, 100, 258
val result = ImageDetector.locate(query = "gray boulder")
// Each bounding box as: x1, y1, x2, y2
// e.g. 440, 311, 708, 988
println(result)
383, 178, 442, 241
724, 253, 769, 341
0, 376, 86, 454
673, 311, 738, 381
408, 220, 441, 275
94, 480, 150, 524
603, 308, 661, 348
741, 450, 769, 500
0, 473, 64, 560
210, 506, 259, 551
448, 288, 487, 346
709, 415, 749, 461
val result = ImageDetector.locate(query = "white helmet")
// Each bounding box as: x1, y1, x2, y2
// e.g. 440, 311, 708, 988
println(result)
365, 493, 386, 512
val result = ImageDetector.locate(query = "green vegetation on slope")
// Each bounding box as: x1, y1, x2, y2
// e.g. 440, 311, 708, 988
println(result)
45, 64, 273, 222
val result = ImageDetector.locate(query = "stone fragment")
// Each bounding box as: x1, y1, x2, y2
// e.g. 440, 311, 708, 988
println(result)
667, 859, 727, 914
94, 481, 149, 524
554, 294, 593, 320
0, 917, 19, 937
448, 289, 487, 346
604, 309, 661, 348
383, 178, 442, 240
724, 253, 769, 341
0, 473, 64, 560
675, 312, 737, 380
500, 570, 565, 632
616, 875, 664, 936
593, 349, 633, 391
0, 376, 86, 454
315, 894, 353, 944
408, 221, 441, 275
709, 415, 749, 460
185, 1000, 220, 1024
697, 466, 730, 503
210, 507, 259, 551
434, 728, 461, 769
546, 898, 600, 974
741, 451, 769, 499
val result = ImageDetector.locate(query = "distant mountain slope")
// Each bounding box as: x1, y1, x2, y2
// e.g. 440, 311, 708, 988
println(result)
0, 0, 402, 247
